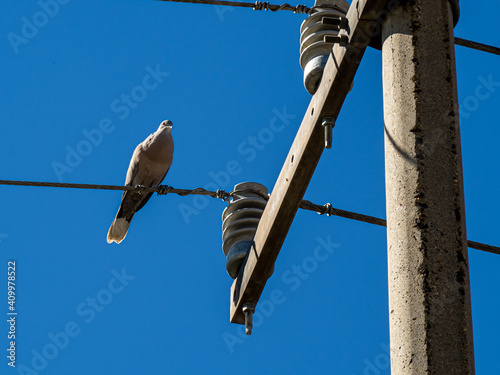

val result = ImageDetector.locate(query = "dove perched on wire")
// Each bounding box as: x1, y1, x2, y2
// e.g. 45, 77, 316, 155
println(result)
107, 120, 174, 244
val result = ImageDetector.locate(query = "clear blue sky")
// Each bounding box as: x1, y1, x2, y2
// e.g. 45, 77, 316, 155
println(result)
1, 0, 499, 374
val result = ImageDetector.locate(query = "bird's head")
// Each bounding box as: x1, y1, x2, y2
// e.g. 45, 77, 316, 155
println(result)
160, 120, 173, 129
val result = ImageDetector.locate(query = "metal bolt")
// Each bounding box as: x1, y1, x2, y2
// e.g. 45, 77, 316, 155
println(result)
242, 303, 255, 335
322, 117, 336, 149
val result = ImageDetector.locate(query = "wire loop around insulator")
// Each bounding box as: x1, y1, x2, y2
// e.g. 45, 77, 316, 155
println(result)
216, 189, 229, 201
294, 4, 308, 14
308, 4, 346, 15
228, 188, 270, 201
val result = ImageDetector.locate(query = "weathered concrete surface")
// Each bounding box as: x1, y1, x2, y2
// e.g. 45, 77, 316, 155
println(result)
382, 0, 475, 374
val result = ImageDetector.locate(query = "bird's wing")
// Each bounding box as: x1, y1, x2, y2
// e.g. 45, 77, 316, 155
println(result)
124, 144, 143, 186
134, 165, 171, 213
115, 146, 145, 220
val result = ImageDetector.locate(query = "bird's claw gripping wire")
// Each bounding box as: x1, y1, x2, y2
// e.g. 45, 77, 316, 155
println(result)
135, 185, 146, 195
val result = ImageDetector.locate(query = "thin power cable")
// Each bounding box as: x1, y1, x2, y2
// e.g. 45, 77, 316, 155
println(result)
467, 240, 500, 254
0, 179, 498, 255
155, 0, 310, 13
157, 0, 500, 56
303, 200, 500, 255
0, 179, 231, 199
455, 37, 500, 56
300, 199, 387, 227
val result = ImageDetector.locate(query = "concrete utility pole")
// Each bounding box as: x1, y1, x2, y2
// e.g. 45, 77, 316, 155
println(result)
382, 0, 475, 374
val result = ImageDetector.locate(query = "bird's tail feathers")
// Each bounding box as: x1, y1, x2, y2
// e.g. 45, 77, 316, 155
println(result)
107, 217, 131, 244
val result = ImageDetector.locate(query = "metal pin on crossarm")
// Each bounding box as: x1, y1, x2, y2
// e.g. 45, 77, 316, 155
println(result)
321, 117, 335, 149
242, 303, 255, 335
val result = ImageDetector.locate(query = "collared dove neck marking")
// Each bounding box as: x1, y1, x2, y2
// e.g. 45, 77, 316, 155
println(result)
107, 120, 174, 244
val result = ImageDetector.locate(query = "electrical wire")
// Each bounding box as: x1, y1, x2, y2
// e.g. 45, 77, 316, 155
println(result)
300, 200, 387, 227
156, 0, 500, 56
155, 0, 310, 13
1, 179, 498, 255
455, 37, 500, 56
0, 179, 232, 199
